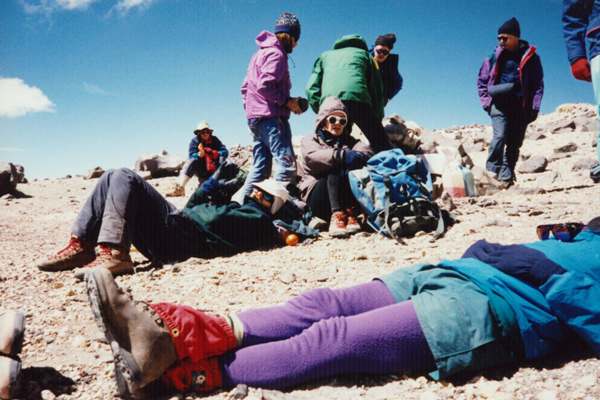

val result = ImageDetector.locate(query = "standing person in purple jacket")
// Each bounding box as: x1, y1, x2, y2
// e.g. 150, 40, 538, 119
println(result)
238, 12, 308, 199
562, 0, 600, 183
477, 18, 544, 188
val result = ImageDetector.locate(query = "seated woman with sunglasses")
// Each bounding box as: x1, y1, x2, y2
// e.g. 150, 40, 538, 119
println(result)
297, 97, 373, 237
85, 216, 600, 397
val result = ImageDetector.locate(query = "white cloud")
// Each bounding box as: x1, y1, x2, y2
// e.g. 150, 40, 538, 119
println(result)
114, 0, 154, 14
56, 0, 97, 10
82, 82, 110, 96
0, 78, 55, 118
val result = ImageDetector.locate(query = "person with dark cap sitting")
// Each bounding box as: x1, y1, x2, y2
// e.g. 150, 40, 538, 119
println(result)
477, 17, 544, 188
372, 33, 403, 104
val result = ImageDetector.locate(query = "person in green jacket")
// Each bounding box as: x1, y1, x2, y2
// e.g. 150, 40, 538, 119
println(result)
35, 168, 290, 278
306, 34, 391, 153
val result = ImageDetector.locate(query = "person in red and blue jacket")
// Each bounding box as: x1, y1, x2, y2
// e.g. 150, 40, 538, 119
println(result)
477, 17, 544, 187
562, 0, 600, 183
86, 216, 600, 396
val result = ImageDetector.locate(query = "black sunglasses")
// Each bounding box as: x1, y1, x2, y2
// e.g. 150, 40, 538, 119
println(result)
375, 48, 390, 56
536, 223, 584, 242
327, 116, 347, 126
497, 35, 510, 42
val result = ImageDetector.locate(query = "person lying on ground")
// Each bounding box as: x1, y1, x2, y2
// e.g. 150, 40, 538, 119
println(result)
0, 311, 25, 400
36, 168, 293, 279
84, 217, 600, 398
167, 121, 229, 197
184, 161, 247, 206
297, 97, 372, 237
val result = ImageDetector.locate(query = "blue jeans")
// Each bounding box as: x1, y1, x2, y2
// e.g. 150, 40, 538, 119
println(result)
590, 55, 600, 162
487, 104, 527, 182
241, 117, 296, 196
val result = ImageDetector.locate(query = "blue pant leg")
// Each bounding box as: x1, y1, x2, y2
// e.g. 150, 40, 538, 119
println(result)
241, 119, 273, 197
591, 55, 600, 162
71, 169, 116, 242
267, 118, 297, 184
487, 105, 508, 176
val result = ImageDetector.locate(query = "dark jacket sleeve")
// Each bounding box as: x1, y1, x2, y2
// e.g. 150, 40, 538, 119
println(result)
529, 54, 544, 111
211, 136, 229, 160
188, 136, 200, 159
477, 57, 493, 110
301, 135, 341, 176
382, 54, 403, 100
562, 0, 593, 64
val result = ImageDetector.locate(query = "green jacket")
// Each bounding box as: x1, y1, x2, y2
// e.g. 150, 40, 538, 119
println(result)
182, 199, 278, 256
306, 34, 385, 120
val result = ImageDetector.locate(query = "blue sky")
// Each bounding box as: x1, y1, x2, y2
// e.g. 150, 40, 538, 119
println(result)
0, 0, 594, 178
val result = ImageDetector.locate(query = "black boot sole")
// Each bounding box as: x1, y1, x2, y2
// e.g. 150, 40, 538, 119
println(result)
85, 270, 143, 399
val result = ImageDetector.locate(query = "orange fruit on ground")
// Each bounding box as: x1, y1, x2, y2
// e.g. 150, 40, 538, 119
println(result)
285, 233, 300, 246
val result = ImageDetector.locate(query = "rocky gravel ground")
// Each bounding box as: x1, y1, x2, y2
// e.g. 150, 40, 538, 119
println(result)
1, 104, 599, 399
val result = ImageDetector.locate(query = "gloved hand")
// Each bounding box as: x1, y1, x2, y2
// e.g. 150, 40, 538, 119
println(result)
343, 150, 369, 170
571, 58, 592, 82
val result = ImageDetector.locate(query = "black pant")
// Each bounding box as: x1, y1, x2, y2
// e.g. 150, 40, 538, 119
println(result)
343, 100, 391, 153
307, 173, 356, 221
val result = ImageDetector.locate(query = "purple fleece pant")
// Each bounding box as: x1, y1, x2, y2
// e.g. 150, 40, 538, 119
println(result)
221, 280, 436, 389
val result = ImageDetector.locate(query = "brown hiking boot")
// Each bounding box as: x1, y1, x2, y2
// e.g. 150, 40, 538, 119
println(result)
0, 311, 25, 358
0, 356, 21, 400
85, 268, 177, 398
37, 236, 96, 272
74, 244, 134, 281
329, 211, 349, 238
345, 209, 361, 235
166, 183, 185, 197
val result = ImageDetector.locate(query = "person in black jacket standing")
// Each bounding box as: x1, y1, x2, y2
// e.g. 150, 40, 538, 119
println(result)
372, 33, 403, 104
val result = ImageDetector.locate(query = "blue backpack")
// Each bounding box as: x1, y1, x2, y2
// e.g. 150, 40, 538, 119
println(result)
349, 149, 448, 241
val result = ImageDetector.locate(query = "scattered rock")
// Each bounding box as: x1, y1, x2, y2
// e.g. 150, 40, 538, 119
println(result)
86, 166, 105, 179
572, 158, 599, 171
278, 272, 296, 284
518, 156, 548, 173
553, 142, 578, 153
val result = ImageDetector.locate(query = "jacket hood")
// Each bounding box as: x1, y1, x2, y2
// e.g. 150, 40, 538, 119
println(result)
315, 97, 347, 132
333, 34, 369, 51
255, 30, 283, 50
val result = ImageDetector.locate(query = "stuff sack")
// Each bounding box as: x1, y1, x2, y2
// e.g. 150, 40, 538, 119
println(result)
349, 149, 450, 241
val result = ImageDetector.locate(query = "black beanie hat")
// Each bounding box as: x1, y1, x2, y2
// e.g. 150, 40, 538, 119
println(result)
498, 17, 520, 37
274, 12, 301, 41
375, 33, 396, 49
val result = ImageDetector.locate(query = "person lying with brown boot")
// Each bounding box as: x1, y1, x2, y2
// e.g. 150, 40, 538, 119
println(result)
0, 311, 25, 400
36, 168, 294, 280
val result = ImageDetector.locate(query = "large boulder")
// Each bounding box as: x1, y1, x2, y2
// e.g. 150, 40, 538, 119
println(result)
134, 150, 185, 179
86, 166, 105, 179
0, 162, 26, 196
517, 155, 548, 174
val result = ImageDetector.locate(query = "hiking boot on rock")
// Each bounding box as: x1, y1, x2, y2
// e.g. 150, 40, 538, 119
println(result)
74, 244, 134, 281
85, 268, 178, 398
0, 357, 21, 400
345, 209, 361, 235
329, 211, 349, 238
166, 183, 185, 197
37, 236, 96, 272
0, 311, 25, 358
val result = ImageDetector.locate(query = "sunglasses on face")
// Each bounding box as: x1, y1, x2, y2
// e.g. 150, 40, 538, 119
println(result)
327, 115, 347, 126
497, 35, 510, 42
536, 223, 584, 242
375, 48, 390, 56
261, 191, 275, 204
